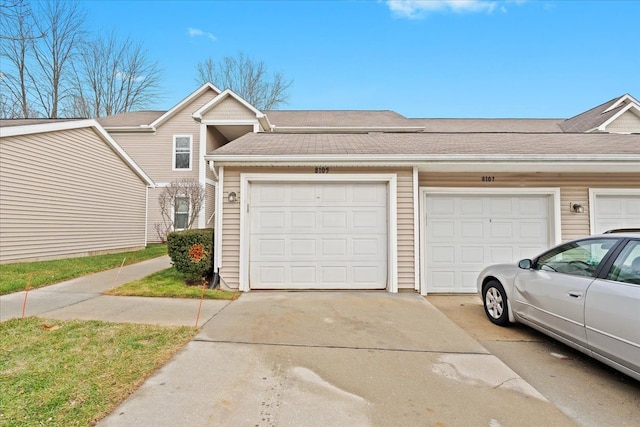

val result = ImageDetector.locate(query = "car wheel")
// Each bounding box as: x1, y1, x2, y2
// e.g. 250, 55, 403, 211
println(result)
483, 280, 509, 326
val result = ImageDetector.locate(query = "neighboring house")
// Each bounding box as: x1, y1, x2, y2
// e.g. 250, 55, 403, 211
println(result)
2, 86, 638, 297
0, 119, 153, 263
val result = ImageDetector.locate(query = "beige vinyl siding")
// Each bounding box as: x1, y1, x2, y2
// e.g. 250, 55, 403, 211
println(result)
146, 187, 166, 243
219, 169, 242, 289
201, 97, 257, 120
218, 167, 416, 290
0, 128, 147, 263
205, 181, 216, 229
419, 172, 640, 241
109, 88, 218, 241
109, 89, 217, 182
605, 110, 640, 133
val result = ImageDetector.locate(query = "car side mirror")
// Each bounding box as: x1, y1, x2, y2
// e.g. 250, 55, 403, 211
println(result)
518, 259, 533, 269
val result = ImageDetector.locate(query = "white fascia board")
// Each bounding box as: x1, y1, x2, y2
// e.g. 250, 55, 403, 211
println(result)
604, 94, 640, 113
597, 103, 640, 131
101, 126, 156, 133
205, 153, 640, 163
200, 119, 259, 126
1, 119, 92, 137
151, 82, 221, 128
204, 155, 640, 173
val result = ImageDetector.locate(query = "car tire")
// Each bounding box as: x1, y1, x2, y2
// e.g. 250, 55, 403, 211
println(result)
483, 280, 509, 326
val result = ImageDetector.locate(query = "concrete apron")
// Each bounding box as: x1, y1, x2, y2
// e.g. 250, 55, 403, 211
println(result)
99, 292, 574, 426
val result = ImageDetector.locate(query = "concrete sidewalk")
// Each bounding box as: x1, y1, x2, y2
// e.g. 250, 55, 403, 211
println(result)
0, 255, 230, 326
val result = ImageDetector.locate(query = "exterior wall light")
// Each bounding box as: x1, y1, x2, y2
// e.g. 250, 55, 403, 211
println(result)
571, 203, 585, 213
227, 192, 237, 203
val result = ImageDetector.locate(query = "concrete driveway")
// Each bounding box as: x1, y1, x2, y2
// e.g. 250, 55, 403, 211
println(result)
99, 292, 573, 426
429, 295, 640, 427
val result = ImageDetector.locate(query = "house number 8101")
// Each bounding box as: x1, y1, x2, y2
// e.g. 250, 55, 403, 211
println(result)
315, 167, 330, 174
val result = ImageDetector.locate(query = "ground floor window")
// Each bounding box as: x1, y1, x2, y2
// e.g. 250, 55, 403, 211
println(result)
174, 196, 189, 230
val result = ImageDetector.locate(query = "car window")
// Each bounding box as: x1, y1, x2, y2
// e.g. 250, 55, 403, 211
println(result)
535, 238, 618, 277
606, 240, 640, 285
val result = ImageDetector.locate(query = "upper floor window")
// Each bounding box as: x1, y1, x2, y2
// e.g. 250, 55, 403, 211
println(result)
173, 135, 192, 170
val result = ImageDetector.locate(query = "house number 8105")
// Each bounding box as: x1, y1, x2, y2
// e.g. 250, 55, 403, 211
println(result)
315, 167, 330, 174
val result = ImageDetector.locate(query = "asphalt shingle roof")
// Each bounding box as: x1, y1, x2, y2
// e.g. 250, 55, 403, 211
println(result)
264, 110, 414, 128
97, 110, 165, 128
209, 132, 640, 157
411, 118, 564, 133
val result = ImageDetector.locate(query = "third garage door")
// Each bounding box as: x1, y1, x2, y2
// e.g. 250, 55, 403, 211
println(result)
425, 193, 551, 293
249, 182, 388, 289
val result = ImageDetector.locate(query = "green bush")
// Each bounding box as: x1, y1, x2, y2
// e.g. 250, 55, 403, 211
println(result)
167, 229, 213, 284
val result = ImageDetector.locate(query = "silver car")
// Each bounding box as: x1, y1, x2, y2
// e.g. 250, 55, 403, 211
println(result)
477, 233, 640, 381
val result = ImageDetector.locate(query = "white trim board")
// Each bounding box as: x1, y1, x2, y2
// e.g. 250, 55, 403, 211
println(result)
238, 173, 399, 293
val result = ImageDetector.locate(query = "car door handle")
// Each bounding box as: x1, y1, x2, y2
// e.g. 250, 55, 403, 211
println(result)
568, 291, 583, 299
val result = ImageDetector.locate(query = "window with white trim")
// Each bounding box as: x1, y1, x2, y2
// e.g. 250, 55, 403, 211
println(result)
174, 196, 189, 230
173, 135, 192, 170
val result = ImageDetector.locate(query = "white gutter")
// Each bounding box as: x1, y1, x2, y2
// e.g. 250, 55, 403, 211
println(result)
204, 154, 640, 173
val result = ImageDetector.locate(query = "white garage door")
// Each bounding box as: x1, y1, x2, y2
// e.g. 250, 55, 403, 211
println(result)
425, 193, 551, 293
592, 194, 640, 234
249, 182, 388, 289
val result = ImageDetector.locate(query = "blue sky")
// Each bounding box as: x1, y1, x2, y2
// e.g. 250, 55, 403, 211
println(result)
82, 0, 640, 118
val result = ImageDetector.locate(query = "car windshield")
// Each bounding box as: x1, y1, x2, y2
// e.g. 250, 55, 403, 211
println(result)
535, 238, 618, 277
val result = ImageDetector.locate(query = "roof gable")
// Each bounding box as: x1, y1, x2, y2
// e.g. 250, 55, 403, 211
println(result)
192, 89, 271, 131
150, 82, 222, 128
560, 94, 640, 133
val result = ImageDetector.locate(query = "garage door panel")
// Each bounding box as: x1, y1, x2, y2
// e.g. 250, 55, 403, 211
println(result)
489, 221, 513, 239
430, 246, 455, 263
250, 182, 387, 289
426, 193, 551, 293
290, 185, 316, 202
429, 221, 455, 239
461, 221, 484, 238
431, 197, 455, 215
489, 198, 513, 215
460, 246, 484, 263
489, 247, 514, 263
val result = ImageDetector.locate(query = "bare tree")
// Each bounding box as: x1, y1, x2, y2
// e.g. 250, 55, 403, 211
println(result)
28, 0, 86, 118
67, 32, 163, 118
155, 179, 206, 243
195, 52, 293, 110
0, 0, 42, 117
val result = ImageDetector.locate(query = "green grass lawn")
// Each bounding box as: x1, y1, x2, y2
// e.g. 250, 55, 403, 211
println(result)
0, 245, 167, 295
105, 267, 237, 300
0, 317, 196, 426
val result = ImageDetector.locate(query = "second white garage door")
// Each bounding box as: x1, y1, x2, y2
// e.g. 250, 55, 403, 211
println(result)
425, 193, 552, 293
591, 193, 640, 234
249, 182, 388, 289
